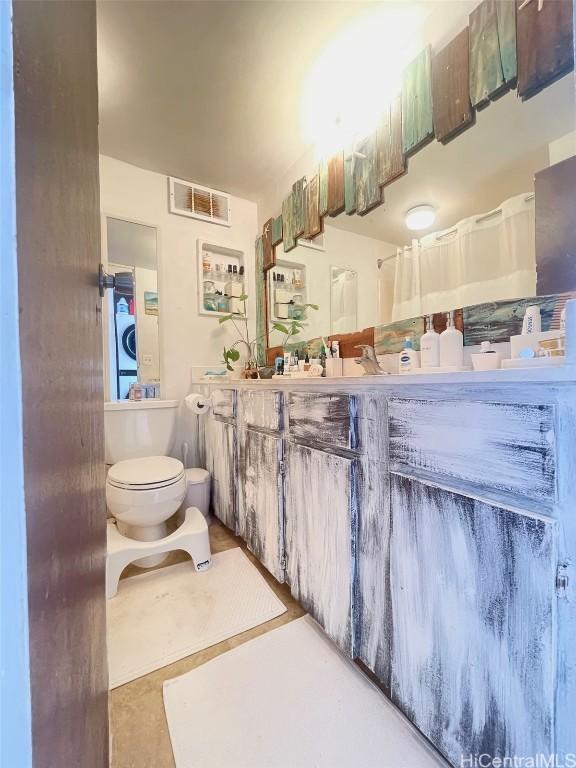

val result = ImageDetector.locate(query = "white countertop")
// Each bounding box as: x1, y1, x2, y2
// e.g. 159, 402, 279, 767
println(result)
196, 364, 576, 390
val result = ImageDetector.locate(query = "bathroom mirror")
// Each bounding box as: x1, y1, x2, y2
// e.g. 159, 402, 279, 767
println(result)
330, 266, 358, 334
265, 70, 576, 351
103, 216, 160, 400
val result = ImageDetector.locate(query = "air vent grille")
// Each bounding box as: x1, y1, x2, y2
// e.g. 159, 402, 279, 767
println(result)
168, 177, 231, 227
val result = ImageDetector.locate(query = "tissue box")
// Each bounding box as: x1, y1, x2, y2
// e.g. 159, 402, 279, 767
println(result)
275, 288, 294, 304
510, 330, 564, 359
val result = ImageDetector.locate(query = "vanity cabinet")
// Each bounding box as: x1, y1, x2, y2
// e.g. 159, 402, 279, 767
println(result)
389, 473, 557, 767
284, 440, 357, 655
204, 388, 237, 532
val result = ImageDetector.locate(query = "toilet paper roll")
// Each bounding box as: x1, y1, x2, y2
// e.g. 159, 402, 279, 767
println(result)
185, 393, 211, 415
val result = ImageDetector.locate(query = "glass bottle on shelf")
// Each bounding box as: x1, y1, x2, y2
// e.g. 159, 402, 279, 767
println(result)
202, 251, 211, 274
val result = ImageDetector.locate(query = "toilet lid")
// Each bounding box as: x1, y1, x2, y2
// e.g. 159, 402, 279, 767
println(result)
108, 456, 184, 487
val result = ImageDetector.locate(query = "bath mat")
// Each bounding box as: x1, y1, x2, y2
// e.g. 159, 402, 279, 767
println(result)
107, 547, 286, 688
163, 616, 448, 768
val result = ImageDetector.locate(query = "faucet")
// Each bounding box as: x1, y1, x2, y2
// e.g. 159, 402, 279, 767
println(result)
354, 345, 388, 375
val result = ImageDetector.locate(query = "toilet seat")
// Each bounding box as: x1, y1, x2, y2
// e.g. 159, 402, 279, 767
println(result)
107, 456, 185, 491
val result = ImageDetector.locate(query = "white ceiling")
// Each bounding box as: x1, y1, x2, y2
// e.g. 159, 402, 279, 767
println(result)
97, 0, 380, 200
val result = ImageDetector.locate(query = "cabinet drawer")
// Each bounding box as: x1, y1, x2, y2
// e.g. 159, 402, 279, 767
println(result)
388, 398, 556, 506
240, 390, 283, 433
287, 392, 357, 451
211, 388, 236, 419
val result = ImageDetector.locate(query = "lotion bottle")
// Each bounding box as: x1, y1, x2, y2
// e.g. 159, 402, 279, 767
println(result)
399, 337, 418, 373
440, 311, 464, 367
420, 315, 440, 368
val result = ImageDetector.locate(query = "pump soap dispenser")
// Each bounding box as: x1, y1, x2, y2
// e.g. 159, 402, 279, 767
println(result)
440, 311, 464, 368
420, 315, 440, 368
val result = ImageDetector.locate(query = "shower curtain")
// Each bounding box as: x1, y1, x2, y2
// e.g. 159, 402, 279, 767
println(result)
390, 192, 536, 322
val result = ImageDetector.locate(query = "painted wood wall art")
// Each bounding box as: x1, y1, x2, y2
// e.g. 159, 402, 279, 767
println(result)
254, 236, 267, 364
377, 95, 406, 186
517, 0, 574, 99
470, 0, 512, 108
282, 194, 296, 252
343, 144, 357, 215
535, 156, 576, 296
292, 178, 306, 239
401, 46, 434, 155
354, 132, 383, 215
390, 474, 556, 768
262, 218, 274, 271
374, 316, 426, 354
284, 440, 357, 655
271, 215, 283, 247
318, 158, 329, 217
496, 0, 517, 84
432, 27, 474, 143
238, 427, 284, 581
388, 397, 556, 509
304, 173, 322, 238
327, 150, 345, 216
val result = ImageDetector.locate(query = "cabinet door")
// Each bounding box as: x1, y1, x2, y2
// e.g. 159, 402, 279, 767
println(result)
238, 429, 284, 582
390, 474, 557, 767
284, 441, 357, 655
205, 417, 236, 532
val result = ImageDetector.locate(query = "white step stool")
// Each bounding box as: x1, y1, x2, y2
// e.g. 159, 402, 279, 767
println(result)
106, 506, 212, 599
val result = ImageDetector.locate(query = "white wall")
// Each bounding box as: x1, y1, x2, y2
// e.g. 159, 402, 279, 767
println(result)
268, 222, 398, 347
99, 155, 259, 401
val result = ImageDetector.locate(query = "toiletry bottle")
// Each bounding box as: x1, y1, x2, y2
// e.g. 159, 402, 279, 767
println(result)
522, 305, 542, 335
440, 311, 464, 367
319, 345, 327, 377
399, 337, 418, 374
304, 352, 310, 372
420, 315, 440, 368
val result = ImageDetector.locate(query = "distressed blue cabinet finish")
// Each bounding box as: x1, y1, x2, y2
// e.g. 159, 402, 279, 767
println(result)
239, 389, 283, 432
388, 398, 556, 510
204, 416, 236, 532
287, 391, 357, 451
389, 473, 557, 767
238, 428, 284, 581
211, 388, 236, 419
284, 441, 357, 655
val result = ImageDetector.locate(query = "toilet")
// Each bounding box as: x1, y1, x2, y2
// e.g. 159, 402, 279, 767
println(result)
104, 399, 210, 570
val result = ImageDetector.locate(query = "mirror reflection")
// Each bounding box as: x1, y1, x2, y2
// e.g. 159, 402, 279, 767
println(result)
269, 72, 575, 347
104, 217, 159, 400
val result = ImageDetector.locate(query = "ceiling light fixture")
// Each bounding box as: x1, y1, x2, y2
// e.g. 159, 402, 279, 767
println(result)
405, 205, 436, 231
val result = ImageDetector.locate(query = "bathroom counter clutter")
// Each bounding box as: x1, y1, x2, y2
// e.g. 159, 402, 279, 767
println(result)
195, 372, 576, 768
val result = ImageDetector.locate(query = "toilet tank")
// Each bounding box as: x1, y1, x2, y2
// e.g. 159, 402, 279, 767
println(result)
104, 400, 180, 464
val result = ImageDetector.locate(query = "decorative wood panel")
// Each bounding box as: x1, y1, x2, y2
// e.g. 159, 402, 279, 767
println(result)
388, 398, 556, 507
536, 157, 576, 295
401, 46, 433, 155
304, 173, 322, 238
271, 215, 283, 247
327, 150, 345, 216
205, 417, 236, 532
354, 131, 383, 215
284, 441, 357, 654
374, 316, 425, 354
254, 236, 267, 366
355, 456, 391, 689
496, 0, 517, 83
287, 391, 357, 451
390, 474, 556, 767
292, 177, 305, 239
343, 144, 356, 215
262, 218, 274, 271
517, 0, 574, 99
240, 389, 283, 432
238, 429, 284, 581
470, 0, 507, 108
282, 193, 296, 252
377, 95, 406, 186
432, 27, 474, 143
318, 159, 329, 217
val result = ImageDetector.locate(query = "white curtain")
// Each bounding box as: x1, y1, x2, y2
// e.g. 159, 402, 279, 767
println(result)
331, 269, 358, 333
391, 193, 536, 321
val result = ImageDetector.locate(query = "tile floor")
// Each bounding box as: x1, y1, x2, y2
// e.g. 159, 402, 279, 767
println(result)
110, 521, 305, 768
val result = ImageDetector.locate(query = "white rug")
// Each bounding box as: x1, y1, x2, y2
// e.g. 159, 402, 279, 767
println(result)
163, 615, 448, 768
107, 548, 287, 688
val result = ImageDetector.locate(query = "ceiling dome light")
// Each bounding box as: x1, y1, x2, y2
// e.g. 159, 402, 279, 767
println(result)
405, 205, 436, 231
